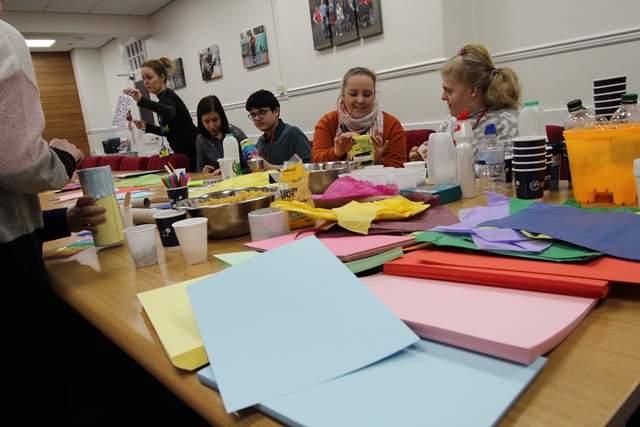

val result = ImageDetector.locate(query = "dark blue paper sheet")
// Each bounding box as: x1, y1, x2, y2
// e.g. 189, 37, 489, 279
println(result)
480, 202, 640, 261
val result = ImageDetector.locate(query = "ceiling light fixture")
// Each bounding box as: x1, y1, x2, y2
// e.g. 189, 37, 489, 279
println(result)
25, 39, 56, 48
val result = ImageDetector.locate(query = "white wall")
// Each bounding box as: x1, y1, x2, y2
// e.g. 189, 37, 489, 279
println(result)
8, 0, 640, 153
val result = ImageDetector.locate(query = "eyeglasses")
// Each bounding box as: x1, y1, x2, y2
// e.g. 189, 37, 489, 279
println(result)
247, 108, 272, 121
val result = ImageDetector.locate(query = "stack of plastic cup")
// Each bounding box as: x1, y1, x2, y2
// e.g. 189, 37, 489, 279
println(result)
634, 158, 640, 203
593, 75, 626, 121
511, 136, 547, 200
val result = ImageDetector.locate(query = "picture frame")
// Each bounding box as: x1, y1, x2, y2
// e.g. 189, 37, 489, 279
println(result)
331, 0, 359, 46
309, 0, 333, 50
198, 44, 222, 81
167, 57, 186, 89
356, 0, 383, 38
240, 25, 270, 69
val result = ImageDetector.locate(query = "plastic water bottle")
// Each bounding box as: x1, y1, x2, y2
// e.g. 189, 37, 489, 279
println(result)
454, 109, 476, 198
518, 101, 547, 140
240, 138, 259, 159
477, 124, 506, 194
610, 93, 640, 127
223, 133, 242, 175
564, 99, 596, 130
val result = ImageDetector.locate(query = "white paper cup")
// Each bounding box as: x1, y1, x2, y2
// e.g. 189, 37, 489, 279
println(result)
123, 224, 158, 268
172, 217, 208, 264
384, 167, 397, 186
248, 207, 290, 242
364, 170, 387, 186
403, 161, 427, 169
395, 169, 417, 189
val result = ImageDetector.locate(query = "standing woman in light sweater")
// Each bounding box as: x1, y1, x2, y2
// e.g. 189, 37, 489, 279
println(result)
0, 3, 88, 422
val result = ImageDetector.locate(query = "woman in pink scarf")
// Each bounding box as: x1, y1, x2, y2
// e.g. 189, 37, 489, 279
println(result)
312, 67, 406, 167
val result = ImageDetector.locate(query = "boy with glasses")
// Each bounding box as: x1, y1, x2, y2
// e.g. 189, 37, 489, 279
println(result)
246, 89, 312, 170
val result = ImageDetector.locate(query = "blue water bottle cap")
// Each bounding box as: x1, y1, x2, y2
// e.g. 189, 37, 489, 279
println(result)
484, 123, 497, 135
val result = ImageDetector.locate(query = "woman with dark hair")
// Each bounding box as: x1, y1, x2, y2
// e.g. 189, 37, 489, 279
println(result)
195, 95, 249, 174
123, 56, 198, 171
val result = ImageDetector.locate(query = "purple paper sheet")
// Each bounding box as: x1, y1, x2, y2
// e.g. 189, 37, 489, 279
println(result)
480, 203, 640, 261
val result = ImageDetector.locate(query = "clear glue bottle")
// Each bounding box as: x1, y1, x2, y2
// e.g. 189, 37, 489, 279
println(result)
223, 133, 242, 175
454, 109, 476, 198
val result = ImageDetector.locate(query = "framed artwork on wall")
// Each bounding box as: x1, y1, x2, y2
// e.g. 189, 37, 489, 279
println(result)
167, 57, 186, 89
331, 0, 359, 46
356, 0, 383, 38
309, 0, 332, 50
240, 25, 270, 69
198, 44, 222, 81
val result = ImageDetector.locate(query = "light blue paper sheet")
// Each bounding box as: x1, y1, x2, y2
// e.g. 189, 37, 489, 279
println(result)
198, 339, 547, 427
480, 202, 640, 261
187, 236, 418, 413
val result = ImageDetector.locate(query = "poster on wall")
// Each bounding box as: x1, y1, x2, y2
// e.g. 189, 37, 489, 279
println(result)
240, 25, 270, 69
356, 0, 383, 38
309, 0, 332, 50
168, 57, 186, 89
331, 0, 359, 46
198, 44, 222, 81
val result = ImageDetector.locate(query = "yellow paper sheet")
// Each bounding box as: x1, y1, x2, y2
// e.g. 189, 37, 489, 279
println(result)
271, 196, 429, 235
137, 276, 212, 371
93, 193, 125, 246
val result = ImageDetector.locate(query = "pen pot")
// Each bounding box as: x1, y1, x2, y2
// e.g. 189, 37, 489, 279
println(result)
77, 165, 125, 246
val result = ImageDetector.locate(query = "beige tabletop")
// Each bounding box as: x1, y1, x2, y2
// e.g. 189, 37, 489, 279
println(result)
41, 178, 640, 426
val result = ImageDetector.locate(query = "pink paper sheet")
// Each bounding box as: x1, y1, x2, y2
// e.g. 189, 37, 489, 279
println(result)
245, 233, 415, 262
361, 273, 597, 364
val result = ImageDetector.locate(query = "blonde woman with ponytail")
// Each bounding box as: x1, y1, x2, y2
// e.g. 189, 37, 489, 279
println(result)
409, 43, 522, 162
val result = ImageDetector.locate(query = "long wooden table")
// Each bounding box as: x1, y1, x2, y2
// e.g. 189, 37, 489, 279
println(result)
42, 178, 640, 426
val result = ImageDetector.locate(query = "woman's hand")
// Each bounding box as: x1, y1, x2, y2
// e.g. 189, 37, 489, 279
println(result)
408, 143, 428, 161
66, 195, 107, 234
122, 88, 142, 102
371, 129, 389, 165
202, 165, 220, 175
334, 131, 358, 158
49, 138, 84, 164
131, 119, 146, 130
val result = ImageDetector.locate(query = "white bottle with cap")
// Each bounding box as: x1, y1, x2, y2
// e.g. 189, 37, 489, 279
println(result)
223, 133, 242, 175
454, 109, 476, 198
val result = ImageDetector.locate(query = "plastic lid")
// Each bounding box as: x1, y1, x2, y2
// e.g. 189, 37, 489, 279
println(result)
567, 99, 584, 112
621, 93, 638, 103
524, 101, 539, 107
484, 123, 497, 135
456, 109, 469, 120
225, 133, 233, 137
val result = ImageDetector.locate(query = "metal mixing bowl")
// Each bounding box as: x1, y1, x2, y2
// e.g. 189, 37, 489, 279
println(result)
174, 186, 277, 238
303, 161, 355, 194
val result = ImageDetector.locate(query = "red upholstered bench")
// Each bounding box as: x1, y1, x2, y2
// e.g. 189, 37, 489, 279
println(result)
77, 156, 101, 170
98, 155, 125, 170
404, 129, 436, 162
120, 156, 150, 171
